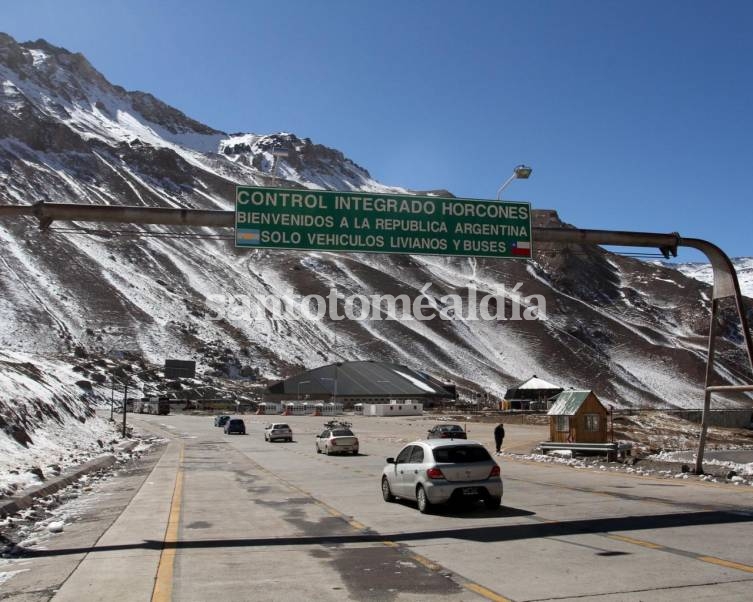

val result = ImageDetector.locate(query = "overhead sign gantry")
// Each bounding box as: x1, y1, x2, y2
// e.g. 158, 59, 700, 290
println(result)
235, 186, 532, 258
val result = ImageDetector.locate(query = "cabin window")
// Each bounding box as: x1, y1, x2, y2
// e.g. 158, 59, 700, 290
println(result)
585, 414, 600, 432
555, 416, 569, 432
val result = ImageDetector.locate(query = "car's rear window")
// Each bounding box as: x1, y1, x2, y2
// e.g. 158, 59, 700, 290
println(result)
332, 429, 354, 436
275, 424, 290, 429
229, 420, 243, 426
432, 445, 491, 463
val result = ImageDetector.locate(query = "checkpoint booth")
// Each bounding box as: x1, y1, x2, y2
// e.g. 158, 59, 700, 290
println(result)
362, 401, 423, 417
257, 402, 282, 415
283, 402, 307, 416
322, 402, 344, 416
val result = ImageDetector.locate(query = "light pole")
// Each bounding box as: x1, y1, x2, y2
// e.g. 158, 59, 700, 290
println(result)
110, 377, 116, 421
270, 148, 288, 181
319, 365, 340, 405
496, 164, 532, 199
297, 379, 310, 401
122, 379, 128, 437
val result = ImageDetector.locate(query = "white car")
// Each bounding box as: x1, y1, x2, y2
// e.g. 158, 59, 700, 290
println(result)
315, 427, 359, 455
264, 423, 293, 442
381, 439, 502, 513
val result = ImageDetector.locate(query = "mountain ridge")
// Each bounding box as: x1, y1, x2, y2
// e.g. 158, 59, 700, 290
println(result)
1, 32, 751, 410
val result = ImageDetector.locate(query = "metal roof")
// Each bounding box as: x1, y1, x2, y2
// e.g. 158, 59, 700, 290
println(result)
265, 361, 455, 398
547, 390, 593, 416
516, 375, 561, 390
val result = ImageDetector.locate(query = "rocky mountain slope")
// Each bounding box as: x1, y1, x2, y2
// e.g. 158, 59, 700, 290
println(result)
1, 32, 752, 411
664, 259, 753, 298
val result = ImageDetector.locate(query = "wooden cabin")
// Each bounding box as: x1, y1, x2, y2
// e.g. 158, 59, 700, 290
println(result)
547, 390, 608, 443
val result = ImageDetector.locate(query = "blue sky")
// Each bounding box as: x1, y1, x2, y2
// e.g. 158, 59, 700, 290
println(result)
3, 0, 753, 259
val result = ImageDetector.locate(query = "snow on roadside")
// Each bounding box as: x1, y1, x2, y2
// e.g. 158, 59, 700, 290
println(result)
0, 351, 118, 497
649, 450, 753, 477
504, 447, 753, 487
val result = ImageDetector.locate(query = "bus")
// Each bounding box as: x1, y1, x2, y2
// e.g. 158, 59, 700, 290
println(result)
134, 397, 170, 415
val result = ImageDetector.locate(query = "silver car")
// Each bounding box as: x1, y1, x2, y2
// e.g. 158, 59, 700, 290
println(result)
316, 428, 359, 455
381, 439, 502, 513
264, 422, 293, 442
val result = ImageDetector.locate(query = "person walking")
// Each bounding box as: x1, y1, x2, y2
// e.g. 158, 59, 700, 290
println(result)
494, 422, 505, 455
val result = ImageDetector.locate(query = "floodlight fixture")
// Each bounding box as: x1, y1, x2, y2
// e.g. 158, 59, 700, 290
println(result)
496, 164, 533, 199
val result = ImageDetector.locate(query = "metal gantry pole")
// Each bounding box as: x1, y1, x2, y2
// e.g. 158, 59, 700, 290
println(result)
696, 298, 719, 474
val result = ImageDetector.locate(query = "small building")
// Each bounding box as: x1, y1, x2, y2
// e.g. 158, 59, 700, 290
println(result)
547, 390, 608, 443
322, 402, 344, 416
257, 402, 282, 415
362, 401, 423, 417
503, 375, 563, 410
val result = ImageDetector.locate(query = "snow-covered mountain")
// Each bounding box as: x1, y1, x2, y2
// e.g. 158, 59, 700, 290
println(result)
1, 32, 752, 413
663, 259, 753, 298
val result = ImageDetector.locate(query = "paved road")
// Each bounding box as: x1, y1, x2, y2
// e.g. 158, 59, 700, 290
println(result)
3, 413, 753, 601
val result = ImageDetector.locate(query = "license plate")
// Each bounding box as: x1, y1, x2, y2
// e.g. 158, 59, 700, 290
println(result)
462, 487, 478, 496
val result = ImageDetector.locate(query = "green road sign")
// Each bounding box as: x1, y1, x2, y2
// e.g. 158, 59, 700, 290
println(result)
235, 186, 532, 259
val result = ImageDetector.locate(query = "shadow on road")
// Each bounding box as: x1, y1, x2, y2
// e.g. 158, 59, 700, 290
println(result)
389, 500, 535, 519
13, 509, 753, 558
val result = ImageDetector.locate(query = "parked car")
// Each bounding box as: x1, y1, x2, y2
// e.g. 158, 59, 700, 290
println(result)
264, 423, 293, 442
426, 424, 467, 440
224, 418, 246, 435
214, 415, 231, 427
316, 427, 359, 455
381, 440, 502, 513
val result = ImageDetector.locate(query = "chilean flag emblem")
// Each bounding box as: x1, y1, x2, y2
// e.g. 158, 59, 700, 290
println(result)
511, 241, 531, 257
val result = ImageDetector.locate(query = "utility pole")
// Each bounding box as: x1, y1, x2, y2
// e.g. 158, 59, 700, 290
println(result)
122, 379, 128, 438
110, 377, 115, 421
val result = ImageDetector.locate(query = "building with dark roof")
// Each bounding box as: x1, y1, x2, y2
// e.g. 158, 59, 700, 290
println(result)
264, 361, 456, 408
503, 375, 564, 410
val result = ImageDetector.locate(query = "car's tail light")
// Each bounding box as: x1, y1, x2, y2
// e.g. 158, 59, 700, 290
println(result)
426, 467, 445, 479
489, 465, 501, 478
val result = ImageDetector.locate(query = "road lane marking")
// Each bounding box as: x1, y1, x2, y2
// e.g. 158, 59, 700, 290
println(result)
698, 556, 753, 573
235, 446, 517, 602
410, 553, 441, 571
151, 445, 184, 602
465, 582, 515, 602
606, 534, 753, 575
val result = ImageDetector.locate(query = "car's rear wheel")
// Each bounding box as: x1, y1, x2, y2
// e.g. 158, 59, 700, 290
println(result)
416, 486, 432, 513
316, 445, 321, 454
324, 446, 330, 455
484, 496, 502, 509
381, 477, 395, 502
